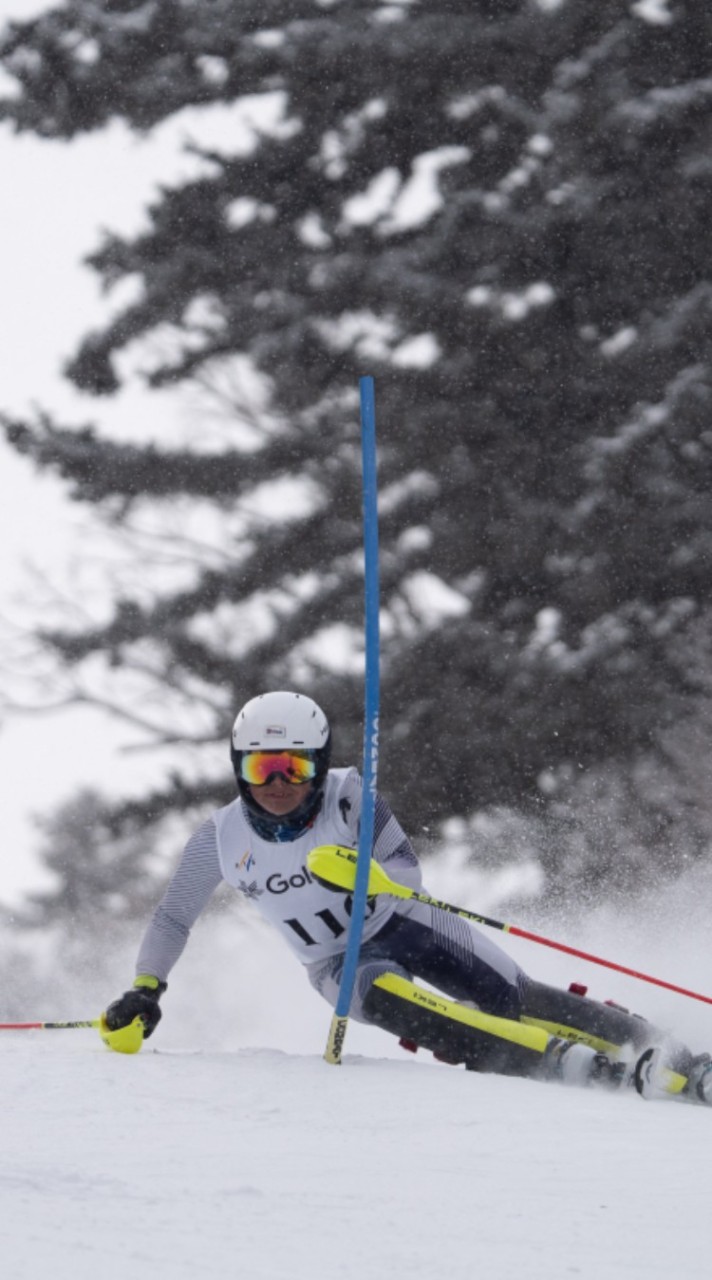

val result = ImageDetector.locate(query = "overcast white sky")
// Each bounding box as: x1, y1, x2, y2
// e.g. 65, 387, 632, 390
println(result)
0, 0, 238, 904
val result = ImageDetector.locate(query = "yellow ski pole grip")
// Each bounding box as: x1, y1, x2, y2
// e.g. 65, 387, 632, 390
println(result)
307, 844, 411, 899
98, 1014, 145, 1055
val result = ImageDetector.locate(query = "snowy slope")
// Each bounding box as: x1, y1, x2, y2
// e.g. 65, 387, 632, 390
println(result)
3, 862, 712, 1279
2, 1031, 710, 1280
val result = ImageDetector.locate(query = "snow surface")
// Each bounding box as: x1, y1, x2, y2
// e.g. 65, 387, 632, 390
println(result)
3, 865, 712, 1280
2, 1031, 709, 1280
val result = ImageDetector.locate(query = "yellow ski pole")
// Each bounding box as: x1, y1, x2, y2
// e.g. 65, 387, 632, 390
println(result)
307, 844, 712, 1009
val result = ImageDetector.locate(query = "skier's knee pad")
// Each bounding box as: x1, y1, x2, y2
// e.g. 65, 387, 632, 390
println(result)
519, 978, 655, 1054
362, 972, 550, 1077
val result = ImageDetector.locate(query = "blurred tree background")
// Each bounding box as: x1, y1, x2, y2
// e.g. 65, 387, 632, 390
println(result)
1, 0, 711, 921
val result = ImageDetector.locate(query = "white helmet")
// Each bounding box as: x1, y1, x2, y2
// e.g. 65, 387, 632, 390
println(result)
231, 690, 329, 752
230, 691, 332, 833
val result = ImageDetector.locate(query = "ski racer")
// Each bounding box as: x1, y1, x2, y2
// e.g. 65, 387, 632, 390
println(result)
104, 690, 712, 1101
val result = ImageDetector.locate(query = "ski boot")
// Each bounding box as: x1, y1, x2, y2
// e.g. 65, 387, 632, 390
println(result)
540, 1038, 630, 1090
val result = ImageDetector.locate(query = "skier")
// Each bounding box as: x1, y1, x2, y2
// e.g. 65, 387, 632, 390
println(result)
104, 690, 712, 1101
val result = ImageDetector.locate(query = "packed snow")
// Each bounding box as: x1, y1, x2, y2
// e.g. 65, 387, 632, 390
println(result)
2, 861, 711, 1280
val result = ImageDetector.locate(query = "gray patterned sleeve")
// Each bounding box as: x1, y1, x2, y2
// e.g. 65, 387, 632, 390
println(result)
135, 818, 224, 982
373, 794, 422, 891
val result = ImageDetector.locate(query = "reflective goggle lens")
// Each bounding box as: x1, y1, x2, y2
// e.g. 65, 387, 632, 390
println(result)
240, 750, 317, 786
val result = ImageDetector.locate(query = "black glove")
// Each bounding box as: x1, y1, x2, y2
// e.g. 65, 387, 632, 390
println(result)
104, 977, 167, 1039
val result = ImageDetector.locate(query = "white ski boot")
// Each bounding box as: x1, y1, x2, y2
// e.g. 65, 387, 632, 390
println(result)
542, 1038, 629, 1089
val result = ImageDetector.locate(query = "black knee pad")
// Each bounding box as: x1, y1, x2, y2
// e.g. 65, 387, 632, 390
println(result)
520, 978, 652, 1051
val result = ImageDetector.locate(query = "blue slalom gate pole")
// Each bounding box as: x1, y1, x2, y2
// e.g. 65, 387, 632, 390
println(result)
324, 376, 380, 1064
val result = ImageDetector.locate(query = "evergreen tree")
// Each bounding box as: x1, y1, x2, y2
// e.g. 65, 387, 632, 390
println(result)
1, 0, 711, 885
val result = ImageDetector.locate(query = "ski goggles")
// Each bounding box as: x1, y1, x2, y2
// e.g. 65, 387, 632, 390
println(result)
239, 750, 318, 787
